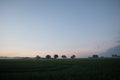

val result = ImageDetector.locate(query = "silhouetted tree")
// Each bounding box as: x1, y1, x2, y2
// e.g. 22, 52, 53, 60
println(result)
92, 55, 99, 58
71, 55, 76, 59
61, 55, 67, 59
46, 55, 51, 59
54, 54, 58, 59
112, 54, 117, 57
36, 55, 41, 59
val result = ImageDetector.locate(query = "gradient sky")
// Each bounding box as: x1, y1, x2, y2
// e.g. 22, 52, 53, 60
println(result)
0, 0, 120, 58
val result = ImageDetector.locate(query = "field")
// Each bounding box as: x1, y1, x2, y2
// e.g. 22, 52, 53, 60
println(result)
0, 58, 120, 80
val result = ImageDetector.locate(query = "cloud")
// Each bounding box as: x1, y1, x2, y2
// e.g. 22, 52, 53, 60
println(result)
100, 45, 120, 57
116, 40, 120, 43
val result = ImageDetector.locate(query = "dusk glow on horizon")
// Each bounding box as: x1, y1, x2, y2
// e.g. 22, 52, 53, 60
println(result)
0, 0, 120, 58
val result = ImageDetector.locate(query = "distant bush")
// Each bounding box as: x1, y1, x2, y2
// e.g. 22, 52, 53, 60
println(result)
36, 55, 41, 59
92, 55, 99, 58
61, 55, 67, 59
54, 54, 59, 59
71, 55, 76, 59
46, 55, 51, 59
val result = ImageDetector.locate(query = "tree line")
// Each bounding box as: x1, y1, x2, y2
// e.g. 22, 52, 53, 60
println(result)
36, 54, 76, 59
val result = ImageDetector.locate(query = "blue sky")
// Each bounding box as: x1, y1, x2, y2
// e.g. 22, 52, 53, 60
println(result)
0, 0, 120, 58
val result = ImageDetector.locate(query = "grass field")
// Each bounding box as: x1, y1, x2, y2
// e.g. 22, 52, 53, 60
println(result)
0, 58, 120, 80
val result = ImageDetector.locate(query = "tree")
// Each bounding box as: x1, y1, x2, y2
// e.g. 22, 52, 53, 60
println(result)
36, 55, 41, 59
71, 55, 76, 59
92, 55, 99, 58
112, 54, 117, 57
54, 54, 59, 59
61, 55, 67, 59
46, 55, 51, 59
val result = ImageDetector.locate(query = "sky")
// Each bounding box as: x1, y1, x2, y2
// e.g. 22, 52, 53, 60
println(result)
0, 0, 120, 58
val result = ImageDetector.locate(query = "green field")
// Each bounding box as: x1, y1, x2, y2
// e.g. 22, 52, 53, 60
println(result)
0, 58, 120, 80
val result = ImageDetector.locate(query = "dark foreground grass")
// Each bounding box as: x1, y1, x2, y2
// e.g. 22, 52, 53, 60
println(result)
0, 58, 120, 80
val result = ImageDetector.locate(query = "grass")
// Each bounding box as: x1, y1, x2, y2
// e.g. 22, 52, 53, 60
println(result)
0, 58, 120, 80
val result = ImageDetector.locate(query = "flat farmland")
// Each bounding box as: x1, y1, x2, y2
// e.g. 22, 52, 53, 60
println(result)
0, 58, 120, 80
